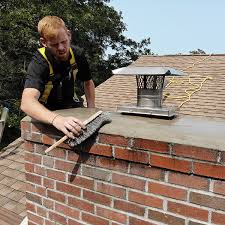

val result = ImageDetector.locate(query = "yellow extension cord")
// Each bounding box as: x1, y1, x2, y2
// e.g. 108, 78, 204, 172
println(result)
164, 54, 213, 108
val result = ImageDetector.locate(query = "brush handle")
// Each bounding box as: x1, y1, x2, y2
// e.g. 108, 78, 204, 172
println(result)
45, 135, 68, 154
45, 111, 103, 154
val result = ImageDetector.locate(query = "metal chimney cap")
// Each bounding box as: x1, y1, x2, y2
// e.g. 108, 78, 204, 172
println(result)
112, 66, 187, 76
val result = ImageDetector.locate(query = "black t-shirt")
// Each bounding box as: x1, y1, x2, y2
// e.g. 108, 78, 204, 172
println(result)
24, 46, 92, 110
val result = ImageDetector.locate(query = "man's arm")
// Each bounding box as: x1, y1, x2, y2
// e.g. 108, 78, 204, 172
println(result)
20, 88, 85, 138
84, 79, 95, 108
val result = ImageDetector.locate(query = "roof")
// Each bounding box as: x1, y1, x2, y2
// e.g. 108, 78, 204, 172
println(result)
1, 54, 225, 224
0, 138, 26, 224
95, 54, 225, 120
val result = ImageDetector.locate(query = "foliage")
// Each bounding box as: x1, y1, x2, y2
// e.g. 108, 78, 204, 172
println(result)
189, 49, 206, 55
0, 0, 152, 146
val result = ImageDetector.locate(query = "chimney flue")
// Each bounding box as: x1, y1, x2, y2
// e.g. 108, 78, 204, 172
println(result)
113, 66, 187, 118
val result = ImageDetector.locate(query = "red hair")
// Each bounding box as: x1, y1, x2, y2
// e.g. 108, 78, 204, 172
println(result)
38, 16, 67, 40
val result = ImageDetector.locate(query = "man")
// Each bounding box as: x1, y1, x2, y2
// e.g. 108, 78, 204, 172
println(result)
21, 16, 95, 139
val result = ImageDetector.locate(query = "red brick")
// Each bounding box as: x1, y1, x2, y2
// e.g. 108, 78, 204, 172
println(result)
55, 159, 75, 172
43, 178, 54, 189
27, 212, 44, 225
45, 220, 56, 225
47, 148, 66, 159
211, 211, 225, 225
193, 162, 225, 179
35, 144, 46, 154
59, 141, 71, 149
31, 123, 43, 133
66, 162, 82, 176
47, 190, 66, 203
68, 196, 94, 213
168, 171, 209, 191
130, 163, 165, 181
98, 134, 129, 146
43, 198, 54, 209
35, 165, 46, 176
27, 221, 36, 225
56, 182, 81, 197
55, 203, 80, 219
96, 206, 127, 224
42, 134, 55, 145
43, 156, 54, 168
190, 191, 225, 211
83, 190, 111, 206
47, 169, 66, 181
21, 121, 30, 132
213, 180, 225, 196
148, 209, 185, 225
36, 186, 46, 197
26, 202, 36, 213
21, 131, 29, 140
96, 157, 129, 173
22, 141, 34, 152
26, 193, 42, 205
25, 163, 34, 173
112, 173, 146, 191
26, 183, 36, 193
150, 154, 191, 173
67, 151, 80, 161
82, 165, 111, 181
79, 154, 96, 166
115, 147, 150, 164
128, 190, 163, 209
148, 182, 187, 200
129, 217, 156, 225
69, 175, 94, 190
82, 212, 109, 225
172, 144, 218, 162
96, 181, 126, 199
68, 219, 84, 225
133, 138, 169, 153
31, 133, 42, 143
25, 152, 42, 164
186, 221, 205, 225
114, 199, 145, 216
168, 201, 208, 221
36, 205, 47, 217
49, 211, 67, 225
25, 173, 42, 185
87, 144, 113, 157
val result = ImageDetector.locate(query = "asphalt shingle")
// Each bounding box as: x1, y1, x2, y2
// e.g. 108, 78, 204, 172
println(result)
95, 54, 225, 120
0, 138, 26, 224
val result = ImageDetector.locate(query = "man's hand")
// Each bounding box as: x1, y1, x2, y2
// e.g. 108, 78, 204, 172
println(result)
21, 88, 86, 139
51, 115, 86, 139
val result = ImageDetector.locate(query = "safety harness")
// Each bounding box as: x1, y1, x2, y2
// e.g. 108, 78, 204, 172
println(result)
38, 47, 78, 103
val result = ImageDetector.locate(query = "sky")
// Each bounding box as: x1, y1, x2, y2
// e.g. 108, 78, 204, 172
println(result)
108, 0, 225, 55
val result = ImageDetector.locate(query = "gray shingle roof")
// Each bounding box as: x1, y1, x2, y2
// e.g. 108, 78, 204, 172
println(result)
95, 54, 225, 120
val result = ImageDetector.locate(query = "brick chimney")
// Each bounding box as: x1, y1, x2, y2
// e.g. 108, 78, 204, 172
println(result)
21, 108, 225, 225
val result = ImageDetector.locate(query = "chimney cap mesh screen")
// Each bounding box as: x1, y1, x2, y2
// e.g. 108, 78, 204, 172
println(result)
137, 75, 165, 90
113, 66, 187, 118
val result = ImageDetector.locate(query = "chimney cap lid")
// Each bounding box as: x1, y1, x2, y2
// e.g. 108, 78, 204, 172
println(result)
112, 66, 187, 76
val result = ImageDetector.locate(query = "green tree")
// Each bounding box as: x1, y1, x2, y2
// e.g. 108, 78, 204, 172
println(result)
189, 49, 206, 55
0, 0, 152, 146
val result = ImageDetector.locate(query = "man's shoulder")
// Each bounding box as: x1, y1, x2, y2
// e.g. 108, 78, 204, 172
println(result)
31, 49, 49, 66
28, 49, 49, 73
71, 45, 85, 58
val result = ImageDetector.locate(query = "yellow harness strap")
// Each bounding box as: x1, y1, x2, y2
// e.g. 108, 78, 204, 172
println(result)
38, 47, 77, 104
69, 48, 76, 66
38, 47, 54, 75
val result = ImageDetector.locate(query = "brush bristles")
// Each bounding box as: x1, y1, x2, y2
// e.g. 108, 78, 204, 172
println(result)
66, 112, 112, 147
